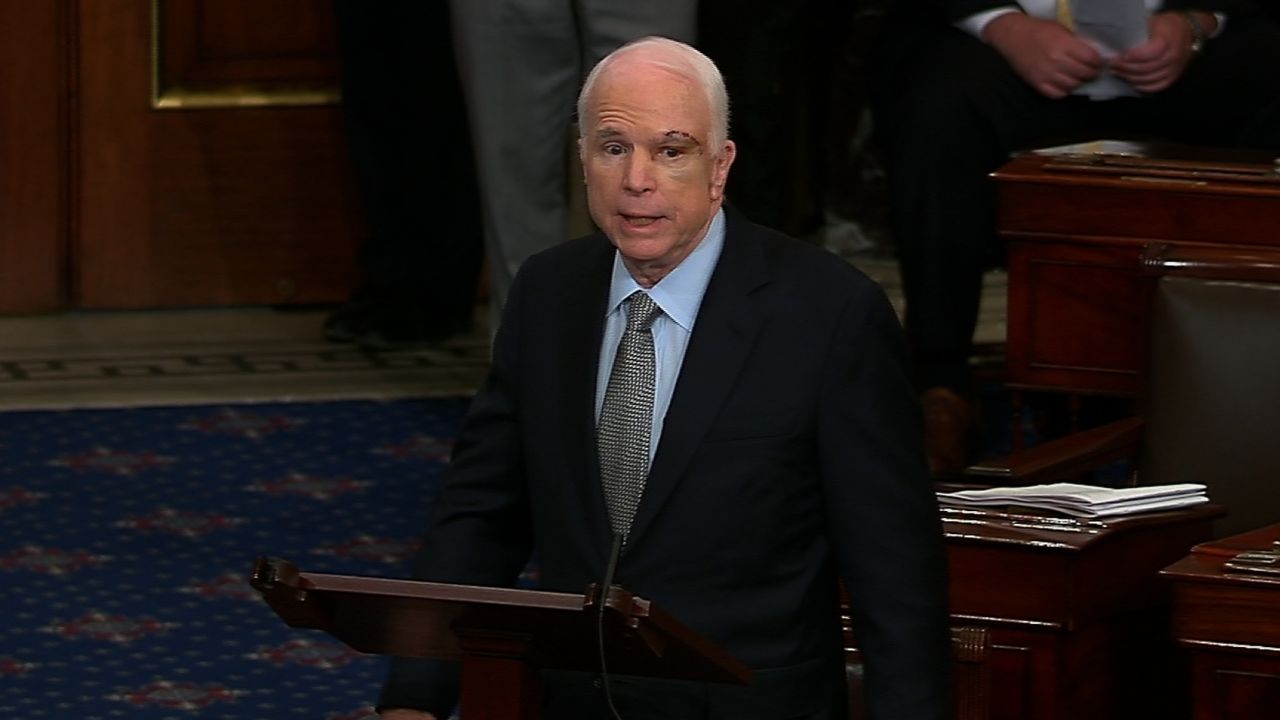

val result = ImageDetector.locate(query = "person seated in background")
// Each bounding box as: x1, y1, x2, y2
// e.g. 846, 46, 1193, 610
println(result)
870, 0, 1280, 474
376, 36, 951, 720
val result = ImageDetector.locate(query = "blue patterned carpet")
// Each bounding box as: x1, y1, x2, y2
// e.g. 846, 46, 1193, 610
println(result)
0, 398, 474, 719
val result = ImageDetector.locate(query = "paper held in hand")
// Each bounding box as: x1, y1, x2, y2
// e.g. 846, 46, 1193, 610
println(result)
1069, 0, 1149, 100
937, 482, 1209, 518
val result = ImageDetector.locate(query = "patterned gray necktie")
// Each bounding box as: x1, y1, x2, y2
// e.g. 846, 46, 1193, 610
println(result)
598, 291, 662, 539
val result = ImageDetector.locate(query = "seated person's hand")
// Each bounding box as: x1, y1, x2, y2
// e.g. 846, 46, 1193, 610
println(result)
1110, 11, 1208, 93
379, 710, 436, 720
984, 13, 1104, 98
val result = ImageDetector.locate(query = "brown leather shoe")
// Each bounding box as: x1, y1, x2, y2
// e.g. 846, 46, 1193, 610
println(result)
921, 387, 978, 477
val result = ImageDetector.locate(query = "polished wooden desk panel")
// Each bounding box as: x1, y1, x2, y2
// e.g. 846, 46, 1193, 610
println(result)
992, 140, 1280, 397
845, 502, 1222, 720
944, 504, 1220, 720
1162, 524, 1280, 720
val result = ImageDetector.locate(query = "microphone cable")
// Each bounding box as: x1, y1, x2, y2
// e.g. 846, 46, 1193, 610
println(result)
597, 532, 625, 720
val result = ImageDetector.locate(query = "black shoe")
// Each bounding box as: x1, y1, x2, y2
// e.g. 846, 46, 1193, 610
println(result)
323, 299, 376, 343
354, 309, 474, 351
921, 386, 979, 477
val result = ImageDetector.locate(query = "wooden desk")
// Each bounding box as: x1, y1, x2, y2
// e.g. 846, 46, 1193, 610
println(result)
847, 502, 1223, 720
1162, 524, 1280, 720
992, 140, 1280, 398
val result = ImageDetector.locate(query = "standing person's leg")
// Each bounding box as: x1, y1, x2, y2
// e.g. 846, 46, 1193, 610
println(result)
577, 0, 698, 70
450, 0, 583, 322
329, 0, 483, 348
870, 22, 1081, 473
420, 1, 487, 342
696, 0, 836, 238
328, 0, 406, 342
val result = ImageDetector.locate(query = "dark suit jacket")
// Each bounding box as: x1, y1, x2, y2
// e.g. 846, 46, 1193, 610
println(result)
380, 207, 951, 719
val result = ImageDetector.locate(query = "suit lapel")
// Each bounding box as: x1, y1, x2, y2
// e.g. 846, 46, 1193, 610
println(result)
625, 211, 770, 549
556, 236, 616, 546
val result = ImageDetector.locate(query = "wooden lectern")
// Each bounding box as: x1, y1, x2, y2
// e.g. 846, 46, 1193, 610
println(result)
249, 557, 750, 720
1161, 524, 1280, 719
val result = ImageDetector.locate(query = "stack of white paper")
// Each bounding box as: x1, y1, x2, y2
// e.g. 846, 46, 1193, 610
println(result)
937, 483, 1208, 518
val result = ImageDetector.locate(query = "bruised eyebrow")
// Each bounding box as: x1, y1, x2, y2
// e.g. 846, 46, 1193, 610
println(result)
591, 127, 703, 146
662, 130, 701, 147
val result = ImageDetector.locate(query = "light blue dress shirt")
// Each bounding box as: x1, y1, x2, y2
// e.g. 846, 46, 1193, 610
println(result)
595, 208, 726, 460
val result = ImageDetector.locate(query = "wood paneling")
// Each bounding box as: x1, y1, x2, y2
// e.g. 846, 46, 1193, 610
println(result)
1163, 524, 1280, 720
0, 0, 361, 314
848, 504, 1221, 719
994, 145, 1280, 398
154, 0, 340, 108
75, 0, 359, 309
0, 0, 67, 313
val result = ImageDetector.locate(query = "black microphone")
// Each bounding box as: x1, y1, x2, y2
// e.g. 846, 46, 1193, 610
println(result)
600, 531, 623, 609
597, 532, 625, 720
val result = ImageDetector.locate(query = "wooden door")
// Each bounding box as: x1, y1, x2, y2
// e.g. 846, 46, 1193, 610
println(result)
0, 0, 66, 314
0, 0, 362, 313
76, 0, 362, 309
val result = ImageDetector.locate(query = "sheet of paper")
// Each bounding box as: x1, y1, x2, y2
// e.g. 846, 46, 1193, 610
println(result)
1070, 0, 1150, 100
937, 482, 1209, 518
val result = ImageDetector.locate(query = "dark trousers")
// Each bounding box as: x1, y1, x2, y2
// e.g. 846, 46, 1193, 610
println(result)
698, 0, 857, 239
870, 17, 1280, 393
334, 0, 482, 320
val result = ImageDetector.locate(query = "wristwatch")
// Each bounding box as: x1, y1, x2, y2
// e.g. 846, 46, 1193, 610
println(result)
1181, 10, 1207, 54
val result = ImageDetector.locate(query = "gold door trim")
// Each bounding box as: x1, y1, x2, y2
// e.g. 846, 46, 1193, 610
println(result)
149, 0, 340, 110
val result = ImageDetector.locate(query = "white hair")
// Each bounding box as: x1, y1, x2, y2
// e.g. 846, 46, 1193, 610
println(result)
577, 36, 731, 151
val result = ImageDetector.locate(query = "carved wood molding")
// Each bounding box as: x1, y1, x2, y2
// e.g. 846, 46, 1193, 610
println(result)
150, 0, 340, 109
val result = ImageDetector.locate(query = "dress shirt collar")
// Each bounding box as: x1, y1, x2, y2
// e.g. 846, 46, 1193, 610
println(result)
605, 208, 726, 332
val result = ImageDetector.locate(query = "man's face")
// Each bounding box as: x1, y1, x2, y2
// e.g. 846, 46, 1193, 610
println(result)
580, 59, 735, 285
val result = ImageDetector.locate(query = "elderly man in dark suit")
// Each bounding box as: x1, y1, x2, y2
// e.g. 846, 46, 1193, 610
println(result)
871, 0, 1280, 474
378, 37, 951, 720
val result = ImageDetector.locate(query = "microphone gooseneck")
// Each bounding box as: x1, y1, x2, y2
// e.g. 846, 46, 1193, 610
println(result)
597, 532, 625, 720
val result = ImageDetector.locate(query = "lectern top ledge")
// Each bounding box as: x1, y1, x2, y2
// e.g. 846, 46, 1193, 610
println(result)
249, 557, 752, 687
